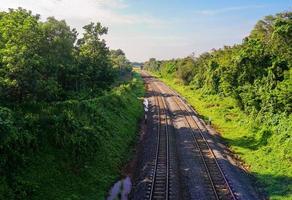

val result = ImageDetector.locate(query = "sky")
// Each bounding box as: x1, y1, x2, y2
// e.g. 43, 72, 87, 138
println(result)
0, 0, 291, 61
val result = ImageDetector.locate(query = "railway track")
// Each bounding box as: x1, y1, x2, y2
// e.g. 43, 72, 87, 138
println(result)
155, 81, 237, 200
146, 79, 170, 200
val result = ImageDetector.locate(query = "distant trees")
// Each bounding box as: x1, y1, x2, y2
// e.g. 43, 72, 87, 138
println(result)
0, 8, 128, 104
110, 49, 132, 75
144, 58, 161, 72
144, 11, 292, 115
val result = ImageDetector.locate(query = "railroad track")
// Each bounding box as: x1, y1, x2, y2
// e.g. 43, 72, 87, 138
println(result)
155, 81, 237, 200
146, 79, 170, 200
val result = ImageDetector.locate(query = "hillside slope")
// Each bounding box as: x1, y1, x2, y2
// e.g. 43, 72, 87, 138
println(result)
0, 74, 144, 199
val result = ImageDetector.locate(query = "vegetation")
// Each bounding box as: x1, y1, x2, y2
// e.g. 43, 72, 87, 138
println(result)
144, 12, 292, 200
0, 8, 144, 199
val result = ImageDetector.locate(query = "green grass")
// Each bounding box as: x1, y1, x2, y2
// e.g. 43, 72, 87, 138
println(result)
151, 73, 292, 200
0, 72, 145, 200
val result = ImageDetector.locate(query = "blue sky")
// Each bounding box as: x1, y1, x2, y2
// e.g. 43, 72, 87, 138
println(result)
0, 0, 291, 61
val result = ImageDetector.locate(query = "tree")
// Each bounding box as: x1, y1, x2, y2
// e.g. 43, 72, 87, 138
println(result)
176, 57, 195, 85
76, 22, 115, 92
144, 12, 291, 115
110, 49, 132, 75
0, 8, 43, 103
40, 17, 77, 98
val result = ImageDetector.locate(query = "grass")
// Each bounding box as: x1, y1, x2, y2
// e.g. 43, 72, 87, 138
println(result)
151, 72, 292, 200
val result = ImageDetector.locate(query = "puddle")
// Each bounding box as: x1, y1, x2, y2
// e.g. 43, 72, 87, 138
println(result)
107, 176, 132, 200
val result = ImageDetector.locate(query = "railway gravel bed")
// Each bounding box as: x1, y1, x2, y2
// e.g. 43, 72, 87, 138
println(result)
130, 72, 263, 200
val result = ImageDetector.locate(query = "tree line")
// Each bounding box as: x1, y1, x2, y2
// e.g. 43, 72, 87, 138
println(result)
0, 8, 132, 104
144, 12, 291, 116
0, 8, 136, 199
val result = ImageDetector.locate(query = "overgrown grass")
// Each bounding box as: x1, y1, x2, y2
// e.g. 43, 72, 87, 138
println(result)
151, 72, 292, 200
0, 73, 145, 200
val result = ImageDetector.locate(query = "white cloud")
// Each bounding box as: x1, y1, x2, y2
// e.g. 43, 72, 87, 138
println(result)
0, 0, 171, 61
0, 0, 165, 29
0, 1, 264, 61
97, 0, 128, 9
194, 5, 267, 16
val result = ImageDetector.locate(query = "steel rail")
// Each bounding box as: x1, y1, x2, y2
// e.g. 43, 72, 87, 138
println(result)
155, 81, 236, 200
148, 78, 170, 200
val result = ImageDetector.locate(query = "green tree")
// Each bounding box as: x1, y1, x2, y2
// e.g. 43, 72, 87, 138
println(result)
145, 11, 291, 115
110, 49, 132, 75
176, 57, 195, 85
0, 8, 43, 103
76, 22, 115, 92
40, 17, 77, 97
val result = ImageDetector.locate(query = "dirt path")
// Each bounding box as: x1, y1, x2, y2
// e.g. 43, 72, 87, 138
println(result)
130, 71, 263, 200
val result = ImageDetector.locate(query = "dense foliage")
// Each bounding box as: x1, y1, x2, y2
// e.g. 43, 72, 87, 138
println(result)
0, 77, 144, 199
0, 8, 132, 103
144, 12, 291, 117
144, 12, 292, 199
0, 8, 143, 199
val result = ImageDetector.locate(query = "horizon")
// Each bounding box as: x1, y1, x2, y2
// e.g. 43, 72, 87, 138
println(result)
0, 0, 291, 62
